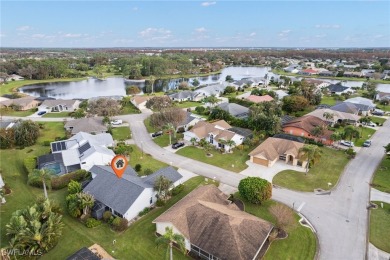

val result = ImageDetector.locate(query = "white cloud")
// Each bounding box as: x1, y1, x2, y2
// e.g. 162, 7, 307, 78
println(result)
195, 27, 207, 33
315, 34, 327, 38
63, 33, 82, 38
278, 30, 291, 37
31, 34, 46, 38
201, 1, 216, 7
249, 32, 256, 37
315, 24, 340, 29
132, 7, 138, 11
139, 28, 172, 41
17, 26, 31, 31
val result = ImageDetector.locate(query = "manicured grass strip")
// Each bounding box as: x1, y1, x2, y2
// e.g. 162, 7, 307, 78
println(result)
356, 127, 376, 146
120, 103, 141, 115
372, 156, 390, 193
42, 112, 70, 118
127, 144, 168, 172
320, 96, 338, 106
370, 201, 390, 253
370, 116, 386, 125
153, 133, 184, 147
173, 101, 201, 108
176, 146, 250, 173
0, 108, 35, 117
112, 126, 131, 141
144, 117, 157, 133
238, 195, 317, 260
273, 147, 350, 192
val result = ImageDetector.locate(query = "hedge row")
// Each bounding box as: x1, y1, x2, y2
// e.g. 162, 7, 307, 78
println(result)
28, 169, 90, 190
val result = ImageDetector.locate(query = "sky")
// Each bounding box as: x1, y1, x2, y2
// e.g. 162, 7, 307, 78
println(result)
1, 1, 390, 48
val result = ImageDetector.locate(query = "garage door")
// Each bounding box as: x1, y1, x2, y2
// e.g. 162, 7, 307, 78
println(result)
252, 157, 269, 167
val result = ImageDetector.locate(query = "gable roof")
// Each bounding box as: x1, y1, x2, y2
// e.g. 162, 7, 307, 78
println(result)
327, 84, 350, 93
168, 91, 196, 100
246, 95, 274, 103
344, 97, 375, 110
217, 102, 249, 118
330, 102, 359, 114
41, 99, 79, 107
65, 117, 108, 135
189, 120, 238, 141
307, 108, 360, 122
84, 165, 182, 216
179, 112, 199, 126
249, 137, 304, 161
283, 115, 333, 139
153, 185, 273, 260
0, 96, 38, 107
132, 96, 152, 105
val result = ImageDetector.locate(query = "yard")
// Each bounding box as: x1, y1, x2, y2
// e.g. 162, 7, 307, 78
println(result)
371, 156, 390, 193
112, 126, 131, 141
370, 116, 386, 125
173, 101, 201, 108
127, 144, 168, 172
370, 202, 390, 253
42, 112, 71, 118
0, 108, 35, 117
144, 117, 184, 147
176, 146, 250, 173
238, 195, 317, 260
320, 96, 338, 106
120, 102, 141, 115
330, 125, 376, 147
273, 147, 350, 192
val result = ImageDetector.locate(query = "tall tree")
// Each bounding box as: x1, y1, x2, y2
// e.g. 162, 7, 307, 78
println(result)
13, 120, 40, 147
343, 125, 360, 142
88, 98, 121, 117
28, 169, 54, 199
154, 176, 173, 202
202, 95, 220, 108
238, 177, 272, 205
155, 226, 186, 260
298, 144, 322, 174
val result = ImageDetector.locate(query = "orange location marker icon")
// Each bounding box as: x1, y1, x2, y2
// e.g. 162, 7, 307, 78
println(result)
111, 155, 128, 178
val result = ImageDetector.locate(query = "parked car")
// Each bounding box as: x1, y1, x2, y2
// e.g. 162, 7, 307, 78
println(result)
363, 140, 372, 147
37, 111, 47, 116
340, 140, 354, 147
111, 119, 123, 125
151, 131, 163, 137
372, 110, 384, 116
367, 122, 376, 127
172, 142, 185, 149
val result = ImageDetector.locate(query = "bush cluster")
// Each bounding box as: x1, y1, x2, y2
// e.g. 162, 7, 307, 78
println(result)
51, 170, 90, 189
23, 157, 37, 174
112, 217, 128, 232
85, 218, 102, 228
171, 184, 184, 196
138, 207, 151, 217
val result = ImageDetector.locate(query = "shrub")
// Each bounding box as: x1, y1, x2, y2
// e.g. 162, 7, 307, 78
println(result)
345, 148, 356, 158
85, 218, 102, 228
51, 170, 90, 190
43, 140, 51, 146
138, 207, 151, 217
135, 164, 142, 172
156, 199, 166, 207
195, 106, 206, 114
171, 184, 184, 196
143, 168, 153, 176
67, 180, 82, 194
112, 217, 128, 232
3, 183, 11, 194
238, 177, 272, 204
103, 211, 112, 222
23, 157, 37, 174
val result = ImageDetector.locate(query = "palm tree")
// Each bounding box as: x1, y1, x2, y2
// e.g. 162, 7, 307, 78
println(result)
28, 169, 54, 199
311, 126, 325, 142
77, 193, 95, 216
323, 112, 334, 124
154, 176, 173, 201
298, 144, 322, 174
226, 139, 236, 153
156, 226, 186, 260
190, 137, 197, 146
330, 131, 342, 146
163, 123, 175, 145
343, 125, 360, 143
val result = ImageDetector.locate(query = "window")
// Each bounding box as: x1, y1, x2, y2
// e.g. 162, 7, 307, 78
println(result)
150, 197, 152, 204
209, 135, 214, 144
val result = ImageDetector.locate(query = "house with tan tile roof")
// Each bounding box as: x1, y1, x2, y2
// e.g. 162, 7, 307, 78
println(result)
282, 115, 333, 145
0, 96, 40, 111
183, 120, 244, 151
153, 185, 273, 260
307, 108, 360, 125
249, 137, 308, 168
245, 94, 274, 103
131, 96, 152, 109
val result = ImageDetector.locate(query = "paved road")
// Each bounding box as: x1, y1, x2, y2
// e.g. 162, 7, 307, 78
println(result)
119, 112, 390, 260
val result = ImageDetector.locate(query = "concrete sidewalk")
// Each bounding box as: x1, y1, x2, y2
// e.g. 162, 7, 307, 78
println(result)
368, 243, 390, 260
371, 188, 390, 203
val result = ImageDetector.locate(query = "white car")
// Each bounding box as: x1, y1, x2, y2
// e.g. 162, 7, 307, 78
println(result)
110, 119, 123, 125
340, 140, 354, 147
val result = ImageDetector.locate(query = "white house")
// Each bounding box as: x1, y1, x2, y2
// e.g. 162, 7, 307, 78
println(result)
84, 165, 183, 221
37, 132, 115, 175
38, 99, 80, 113
192, 83, 226, 100
183, 120, 244, 151
177, 112, 204, 132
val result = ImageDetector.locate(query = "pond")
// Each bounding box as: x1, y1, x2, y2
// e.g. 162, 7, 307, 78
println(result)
18, 66, 390, 99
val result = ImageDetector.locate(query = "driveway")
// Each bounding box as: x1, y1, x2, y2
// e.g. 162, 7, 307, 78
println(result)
240, 160, 305, 183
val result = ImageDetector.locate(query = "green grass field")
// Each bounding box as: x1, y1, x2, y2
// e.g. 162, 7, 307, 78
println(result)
370, 116, 386, 125
237, 195, 317, 260
173, 101, 201, 108
370, 202, 390, 253
320, 96, 338, 106
372, 156, 390, 193
42, 112, 71, 118
273, 147, 350, 191
356, 127, 376, 146
0, 108, 36, 117
120, 103, 141, 115
127, 144, 168, 172
176, 146, 250, 173
112, 126, 131, 141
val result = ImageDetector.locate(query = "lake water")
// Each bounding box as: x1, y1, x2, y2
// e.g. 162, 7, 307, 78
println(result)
18, 66, 390, 99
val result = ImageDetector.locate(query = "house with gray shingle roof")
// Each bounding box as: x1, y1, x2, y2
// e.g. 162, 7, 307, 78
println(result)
217, 102, 249, 119
84, 165, 183, 221
64, 117, 108, 135
38, 99, 80, 113
326, 84, 353, 95
168, 91, 199, 102
177, 112, 204, 131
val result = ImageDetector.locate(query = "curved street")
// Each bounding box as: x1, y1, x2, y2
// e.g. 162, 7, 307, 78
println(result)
118, 112, 390, 260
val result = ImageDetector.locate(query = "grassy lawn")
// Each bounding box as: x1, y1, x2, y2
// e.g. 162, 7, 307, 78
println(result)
320, 96, 338, 106
120, 103, 141, 115
0, 108, 36, 117
370, 202, 390, 253
176, 146, 250, 173
356, 127, 376, 146
370, 116, 386, 125
238, 195, 317, 260
173, 101, 201, 108
375, 103, 390, 112
112, 126, 131, 141
144, 117, 157, 133
154, 133, 184, 147
273, 147, 350, 191
42, 112, 71, 118
372, 156, 390, 193
127, 144, 168, 172
292, 105, 316, 117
